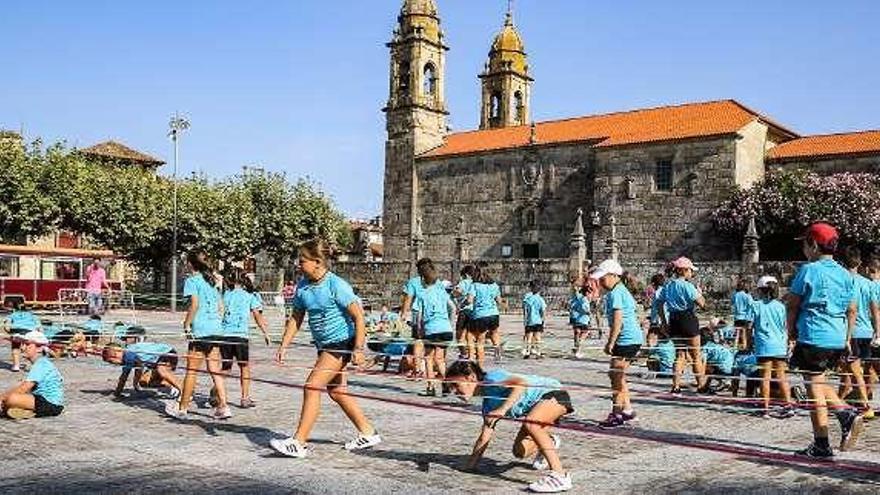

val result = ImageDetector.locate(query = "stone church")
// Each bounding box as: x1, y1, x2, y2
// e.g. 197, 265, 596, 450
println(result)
381, 0, 880, 264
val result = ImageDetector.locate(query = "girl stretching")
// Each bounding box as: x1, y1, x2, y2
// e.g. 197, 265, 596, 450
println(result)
591, 260, 643, 428
270, 239, 380, 458
751, 275, 795, 418
658, 257, 709, 394
165, 252, 231, 420
467, 263, 503, 368
446, 360, 574, 493
413, 259, 456, 396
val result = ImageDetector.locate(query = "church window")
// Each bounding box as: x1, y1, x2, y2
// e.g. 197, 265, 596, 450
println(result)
398, 61, 411, 94
525, 209, 536, 229
423, 63, 437, 96
514, 91, 524, 124
501, 244, 513, 258
522, 243, 540, 259
490, 92, 502, 119
655, 159, 673, 192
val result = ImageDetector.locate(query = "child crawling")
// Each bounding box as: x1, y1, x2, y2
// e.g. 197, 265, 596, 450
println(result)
102, 342, 182, 398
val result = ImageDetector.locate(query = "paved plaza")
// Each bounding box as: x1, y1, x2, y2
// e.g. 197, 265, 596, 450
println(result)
1, 310, 878, 494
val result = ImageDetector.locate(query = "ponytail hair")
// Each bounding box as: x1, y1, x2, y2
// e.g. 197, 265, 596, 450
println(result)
299, 238, 332, 265
226, 267, 256, 293
187, 251, 215, 284
473, 261, 494, 284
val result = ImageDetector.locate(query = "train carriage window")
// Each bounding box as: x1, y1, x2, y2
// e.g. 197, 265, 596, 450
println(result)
0, 256, 19, 277
40, 258, 82, 280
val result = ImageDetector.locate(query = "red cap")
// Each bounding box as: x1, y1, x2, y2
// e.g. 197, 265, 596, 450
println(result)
798, 222, 838, 247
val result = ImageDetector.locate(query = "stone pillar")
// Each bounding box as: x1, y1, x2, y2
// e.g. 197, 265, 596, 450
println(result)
452, 216, 469, 280
604, 213, 620, 261
569, 208, 586, 281
410, 216, 425, 276
741, 215, 760, 266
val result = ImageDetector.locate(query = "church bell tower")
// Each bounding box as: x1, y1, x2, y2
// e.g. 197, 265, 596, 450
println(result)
479, 8, 532, 129
382, 0, 449, 260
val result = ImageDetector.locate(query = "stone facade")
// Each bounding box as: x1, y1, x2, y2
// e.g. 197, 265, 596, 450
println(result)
769, 155, 880, 174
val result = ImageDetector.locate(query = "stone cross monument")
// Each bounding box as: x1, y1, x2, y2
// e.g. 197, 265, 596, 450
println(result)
569, 208, 587, 281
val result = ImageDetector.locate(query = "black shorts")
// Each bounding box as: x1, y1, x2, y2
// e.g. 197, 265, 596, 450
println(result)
424, 332, 454, 350
734, 320, 753, 328
790, 343, 843, 374
34, 394, 64, 417
540, 390, 575, 415
51, 330, 75, 344
756, 355, 787, 364
10, 328, 28, 348
409, 322, 420, 340
848, 338, 872, 362
469, 316, 499, 333
456, 312, 471, 332
612, 344, 642, 360
188, 339, 221, 355
219, 337, 249, 370
318, 338, 354, 363
668, 311, 700, 338
525, 324, 544, 333
157, 349, 179, 371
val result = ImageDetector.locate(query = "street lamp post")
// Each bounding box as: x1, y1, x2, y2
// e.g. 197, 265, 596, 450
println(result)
168, 114, 190, 312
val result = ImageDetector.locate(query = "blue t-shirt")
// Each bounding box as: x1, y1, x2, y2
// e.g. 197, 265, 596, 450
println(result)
455, 278, 474, 313
122, 342, 174, 372
650, 340, 676, 372
222, 288, 263, 338
851, 273, 875, 339
649, 286, 665, 325
42, 323, 66, 339
81, 318, 103, 335
383, 338, 409, 357
658, 278, 700, 313
292, 272, 359, 347
183, 273, 223, 338
481, 369, 562, 419
789, 258, 854, 350
605, 283, 644, 346
469, 282, 501, 319
27, 356, 64, 406
415, 281, 453, 335
732, 291, 755, 322
751, 299, 788, 358
569, 293, 590, 326
522, 292, 547, 327
8, 311, 40, 332
404, 276, 425, 322
733, 352, 758, 377
702, 342, 734, 375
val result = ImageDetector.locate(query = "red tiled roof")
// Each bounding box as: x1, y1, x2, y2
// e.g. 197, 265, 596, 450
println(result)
766, 130, 880, 162
420, 99, 796, 159
79, 140, 165, 167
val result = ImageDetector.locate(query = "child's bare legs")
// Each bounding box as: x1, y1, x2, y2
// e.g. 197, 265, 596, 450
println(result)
672, 347, 687, 390
156, 364, 182, 392
512, 400, 568, 472
533, 332, 542, 356
1, 392, 35, 412
847, 360, 871, 410
425, 346, 437, 391
804, 372, 849, 442
489, 328, 501, 361
434, 346, 447, 379
205, 346, 228, 408
239, 362, 251, 400
11, 342, 21, 370
687, 337, 707, 389
469, 330, 487, 368
775, 361, 793, 405
178, 349, 205, 411
760, 360, 773, 412
609, 357, 631, 412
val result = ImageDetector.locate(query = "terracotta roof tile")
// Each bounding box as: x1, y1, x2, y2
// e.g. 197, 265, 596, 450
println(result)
766, 130, 880, 162
420, 99, 796, 159
79, 140, 165, 166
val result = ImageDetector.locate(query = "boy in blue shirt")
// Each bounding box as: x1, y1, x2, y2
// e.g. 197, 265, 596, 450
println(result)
522, 281, 547, 359
102, 342, 181, 399
786, 223, 863, 459
1, 331, 64, 419
592, 259, 644, 428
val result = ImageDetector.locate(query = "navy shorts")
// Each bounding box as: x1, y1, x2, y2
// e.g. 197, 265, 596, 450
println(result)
318, 338, 354, 363
790, 343, 843, 374
470, 316, 499, 333
34, 394, 64, 417
847, 338, 872, 362
612, 344, 642, 360
525, 324, 544, 333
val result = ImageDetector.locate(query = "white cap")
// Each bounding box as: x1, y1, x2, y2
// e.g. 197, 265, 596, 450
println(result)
590, 259, 624, 279
757, 275, 778, 289
21, 330, 48, 346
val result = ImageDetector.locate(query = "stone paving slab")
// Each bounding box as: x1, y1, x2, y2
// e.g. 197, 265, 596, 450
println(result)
1, 311, 878, 494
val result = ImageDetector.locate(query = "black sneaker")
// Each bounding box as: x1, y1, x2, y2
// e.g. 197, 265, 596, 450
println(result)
795, 443, 834, 460
838, 409, 865, 452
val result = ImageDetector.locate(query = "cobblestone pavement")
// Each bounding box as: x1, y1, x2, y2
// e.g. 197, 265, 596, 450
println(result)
1, 310, 878, 494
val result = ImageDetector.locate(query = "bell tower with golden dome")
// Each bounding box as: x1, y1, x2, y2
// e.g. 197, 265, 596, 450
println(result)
382, 0, 449, 260
479, 7, 532, 129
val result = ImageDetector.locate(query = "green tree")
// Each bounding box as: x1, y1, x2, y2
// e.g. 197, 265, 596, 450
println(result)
0, 140, 61, 242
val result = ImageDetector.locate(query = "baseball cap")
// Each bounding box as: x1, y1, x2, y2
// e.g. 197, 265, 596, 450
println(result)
757, 275, 778, 288
21, 330, 48, 346
589, 259, 624, 279
671, 256, 698, 272
797, 222, 838, 247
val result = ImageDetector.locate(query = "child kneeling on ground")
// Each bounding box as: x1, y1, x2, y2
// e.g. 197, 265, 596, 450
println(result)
446, 360, 574, 493
102, 342, 182, 399
0, 331, 64, 419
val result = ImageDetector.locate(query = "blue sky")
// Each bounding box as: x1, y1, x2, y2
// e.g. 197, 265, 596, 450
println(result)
2, 0, 878, 218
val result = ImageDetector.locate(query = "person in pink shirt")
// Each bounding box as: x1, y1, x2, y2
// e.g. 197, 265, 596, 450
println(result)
85, 259, 110, 316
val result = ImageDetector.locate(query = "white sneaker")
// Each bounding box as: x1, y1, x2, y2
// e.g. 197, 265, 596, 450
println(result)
11, 364, 20, 372
164, 400, 188, 420
521, 348, 530, 358
166, 387, 181, 400
532, 434, 561, 470
213, 406, 233, 420
270, 437, 310, 458
528, 471, 572, 493
574, 352, 584, 359
344, 432, 382, 451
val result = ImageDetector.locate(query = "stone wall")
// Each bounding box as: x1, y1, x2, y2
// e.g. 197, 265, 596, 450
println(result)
768, 154, 880, 174
415, 143, 593, 260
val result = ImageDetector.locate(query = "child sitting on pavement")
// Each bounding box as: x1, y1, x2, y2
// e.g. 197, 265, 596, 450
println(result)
0, 331, 64, 419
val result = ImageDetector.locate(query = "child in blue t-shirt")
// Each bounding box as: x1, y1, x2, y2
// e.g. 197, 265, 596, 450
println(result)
3, 300, 41, 373
445, 360, 574, 493
591, 259, 644, 428
413, 260, 456, 396
786, 223, 862, 459
569, 285, 591, 358
102, 341, 181, 399
522, 281, 547, 359
837, 247, 876, 419
751, 275, 795, 418
0, 331, 64, 419
731, 278, 755, 351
